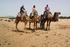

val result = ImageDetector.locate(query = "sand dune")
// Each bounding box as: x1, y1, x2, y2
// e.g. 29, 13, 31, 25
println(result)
0, 19, 70, 47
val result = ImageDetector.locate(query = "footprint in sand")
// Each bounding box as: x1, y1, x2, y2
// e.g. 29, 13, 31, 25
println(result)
0, 44, 1, 46
20, 33, 23, 35
53, 33, 57, 36
65, 39, 69, 43
58, 34, 61, 35
45, 36, 48, 40
35, 33, 40, 36
45, 36, 48, 38
5, 41, 7, 43
66, 44, 70, 47
31, 45, 36, 47
68, 37, 70, 39
4, 41, 11, 45
43, 43, 48, 47
65, 36, 70, 40
8, 43, 11, 45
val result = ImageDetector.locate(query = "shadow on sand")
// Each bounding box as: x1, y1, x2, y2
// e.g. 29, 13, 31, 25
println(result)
12, 28, 36, 33
12, 27, 47, 33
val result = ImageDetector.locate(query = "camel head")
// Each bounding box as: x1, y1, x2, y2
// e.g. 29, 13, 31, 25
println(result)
53, 12, 61, 21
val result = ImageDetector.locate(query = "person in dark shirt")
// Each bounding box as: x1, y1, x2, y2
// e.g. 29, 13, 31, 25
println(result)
20, 5, 25, 15
20, 5, 27, 20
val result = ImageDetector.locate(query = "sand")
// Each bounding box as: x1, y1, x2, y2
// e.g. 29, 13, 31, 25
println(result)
0, 19, 70, 47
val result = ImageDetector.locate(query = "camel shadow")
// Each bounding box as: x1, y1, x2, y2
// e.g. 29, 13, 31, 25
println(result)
12, 28, 35, 33
12, 30, 25, 33
25, 27, 43, 30
25, 28, 36, 32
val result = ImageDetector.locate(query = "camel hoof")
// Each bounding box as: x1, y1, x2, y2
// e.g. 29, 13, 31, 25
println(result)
16, 29, 19, 31
46, 29, 50, 31
45, 28, 49, 31
29, 28, 31, 29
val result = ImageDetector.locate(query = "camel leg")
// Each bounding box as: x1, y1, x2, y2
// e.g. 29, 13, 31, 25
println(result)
15, 22, 19, 31
47, 23, 49, 30
47, 21, 50, 30
34, 22, 35, 30
34, 21, 37, 30
47, 20, 51, 30
46, 21, 49, 30
40, 20, 44, 29
40, 20, 42, 29
35, 22, 37, 30
24, 21, 27, 29
43, 21, 45, 29
46, 21, 48, 30
29, 22, 31, 29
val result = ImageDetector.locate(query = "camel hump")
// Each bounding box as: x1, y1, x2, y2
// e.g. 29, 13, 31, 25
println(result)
48, 12, 52, 18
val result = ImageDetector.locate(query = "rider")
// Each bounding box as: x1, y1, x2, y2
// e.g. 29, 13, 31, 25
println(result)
31, 5, 38, 17
40, 4, 50, 29
20, 5, 27, 20
44, 4, 50, 15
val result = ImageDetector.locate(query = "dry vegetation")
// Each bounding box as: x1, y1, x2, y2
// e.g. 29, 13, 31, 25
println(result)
0, 18, 70, 47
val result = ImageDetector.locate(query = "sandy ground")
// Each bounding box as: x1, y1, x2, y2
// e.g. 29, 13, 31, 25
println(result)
0, 19, 70, 47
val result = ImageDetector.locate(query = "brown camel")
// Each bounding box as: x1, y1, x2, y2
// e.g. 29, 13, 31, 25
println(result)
29, 13, 41, 30
15, 12, 41, 30
42, 12, 61, 30
15, 13, 28, 30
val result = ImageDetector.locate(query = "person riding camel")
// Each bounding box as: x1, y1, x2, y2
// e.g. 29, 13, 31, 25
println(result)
44, 4, 50, 15
20, 5, 27, 20
31, 5, 38, 17
40, 4, 51, 29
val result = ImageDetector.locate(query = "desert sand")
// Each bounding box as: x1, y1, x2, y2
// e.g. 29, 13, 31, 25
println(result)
0, 18, 70, 47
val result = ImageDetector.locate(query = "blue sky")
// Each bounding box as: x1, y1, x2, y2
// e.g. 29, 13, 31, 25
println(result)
0, 0, 70, 16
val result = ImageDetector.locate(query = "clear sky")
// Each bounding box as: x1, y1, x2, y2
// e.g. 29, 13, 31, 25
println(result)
0, 0, 70, 17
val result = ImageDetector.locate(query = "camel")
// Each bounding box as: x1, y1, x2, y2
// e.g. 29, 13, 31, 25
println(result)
15, 12, 28, 30
41, 12, 61, 30
15, 12, 41, 30
29, 13, 41, 30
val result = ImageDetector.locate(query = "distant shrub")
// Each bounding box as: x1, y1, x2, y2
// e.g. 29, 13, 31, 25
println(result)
59, 16, 70, 19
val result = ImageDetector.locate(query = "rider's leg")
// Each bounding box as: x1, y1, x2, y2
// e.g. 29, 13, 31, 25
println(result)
21, 12, 23, 20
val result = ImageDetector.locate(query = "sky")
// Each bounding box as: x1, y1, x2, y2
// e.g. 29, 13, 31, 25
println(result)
0, 0, 70, 17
